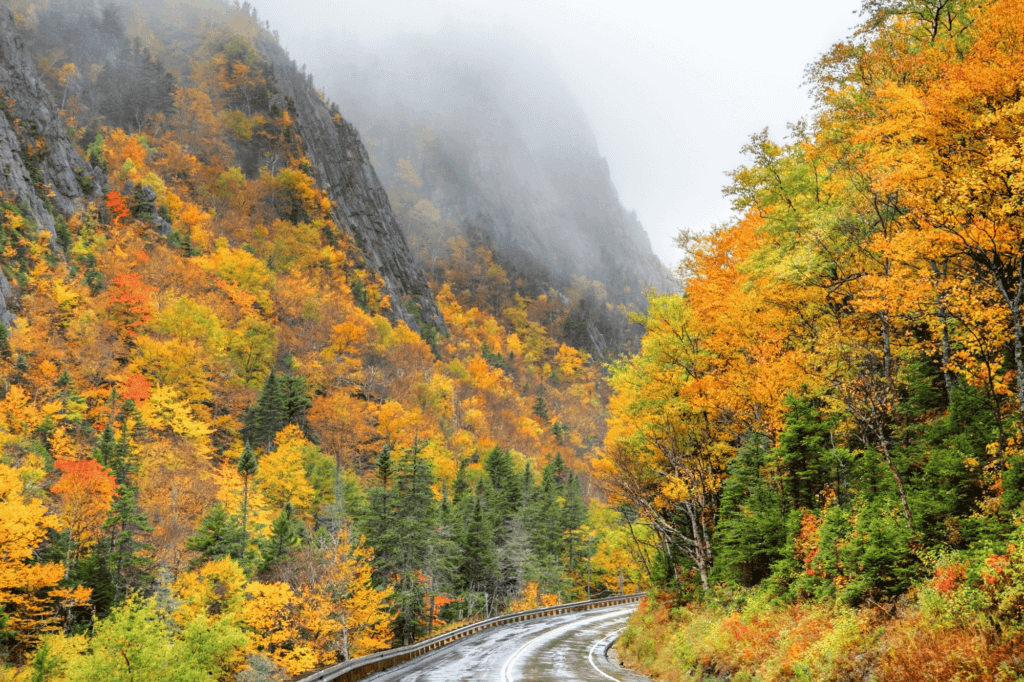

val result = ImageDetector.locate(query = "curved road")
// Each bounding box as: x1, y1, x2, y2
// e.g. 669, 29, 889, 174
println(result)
362, 604, 651, 682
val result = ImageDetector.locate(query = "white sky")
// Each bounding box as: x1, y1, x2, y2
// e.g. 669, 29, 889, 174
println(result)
254, 0, 865, 271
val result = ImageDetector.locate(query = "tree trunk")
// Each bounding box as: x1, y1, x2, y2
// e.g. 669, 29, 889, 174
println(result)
877, 438, 914, 533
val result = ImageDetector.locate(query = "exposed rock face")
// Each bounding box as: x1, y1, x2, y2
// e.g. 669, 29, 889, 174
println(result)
311, 30, 673, 306
255, 37, 445, 334
0, 8, 100, 327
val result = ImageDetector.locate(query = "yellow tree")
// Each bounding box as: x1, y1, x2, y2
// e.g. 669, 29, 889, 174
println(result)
0, 462, 65, 662
595, 296, 731, 590
850, 0, 1024, 429
291, 526, 394, 663
257, 425, 317, 515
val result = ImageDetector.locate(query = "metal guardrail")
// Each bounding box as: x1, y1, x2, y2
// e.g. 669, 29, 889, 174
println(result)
297, 592, 646, 682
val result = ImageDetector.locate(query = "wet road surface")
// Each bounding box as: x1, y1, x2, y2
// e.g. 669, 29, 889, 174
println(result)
362, 604, 652, 682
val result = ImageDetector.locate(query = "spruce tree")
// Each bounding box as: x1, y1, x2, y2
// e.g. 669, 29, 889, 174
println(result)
282, 374, 312, 431
776, 397, 839, 511
362, 444, 438, 644
260, 502, 304, 572
460, 498, 497, 594
484, 447, 520, 545
187, 503, 244, 569
561, 473, 588, 573
453, 458, 470, 506
237, 442, 258, 560
713, 436, 786, 586
242, 370, 286, 450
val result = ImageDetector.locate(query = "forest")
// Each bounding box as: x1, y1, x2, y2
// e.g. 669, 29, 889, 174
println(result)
600, 0, 1024, 679
8, 0, 1024, 680
0, 1, 652, 680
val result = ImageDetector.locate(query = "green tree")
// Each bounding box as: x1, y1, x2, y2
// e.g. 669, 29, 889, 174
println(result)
713, 436, 786, 586
187, 503, 244, 569
459, 497, 497, 594
67, 597, 246, 681
237, 442, 258, 560
259, 501, 304, 572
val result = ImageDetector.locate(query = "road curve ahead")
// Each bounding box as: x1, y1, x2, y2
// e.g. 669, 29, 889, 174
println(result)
362, 604, 652, 682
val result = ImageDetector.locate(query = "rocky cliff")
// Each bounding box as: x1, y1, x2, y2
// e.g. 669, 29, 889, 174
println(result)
0, 8, 101, 327
254, 35, 444, 334
308, 29, 673, 308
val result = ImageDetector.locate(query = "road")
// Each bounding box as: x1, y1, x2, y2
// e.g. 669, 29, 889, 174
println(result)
362, 604, 652, 682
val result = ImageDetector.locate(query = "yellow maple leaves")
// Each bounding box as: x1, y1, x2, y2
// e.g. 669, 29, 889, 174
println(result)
0, 463, 72, 659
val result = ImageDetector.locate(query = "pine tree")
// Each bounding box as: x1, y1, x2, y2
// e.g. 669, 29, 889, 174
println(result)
187, 503, 244, 568
713, 436, 786, 586
238, 442, 259, 560
242, 370, 286, 450
260, 501, 304, 572
460, 498, 497, 594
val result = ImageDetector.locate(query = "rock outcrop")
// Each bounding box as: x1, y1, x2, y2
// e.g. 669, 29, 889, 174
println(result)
0, 8, 101, 327
255, 36, 445, 335
312, 30, 674, 308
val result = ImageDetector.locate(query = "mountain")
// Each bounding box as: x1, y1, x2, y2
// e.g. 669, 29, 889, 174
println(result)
0, 6, 102, 326
303, 27, 673, 353
0, 4, 649, 676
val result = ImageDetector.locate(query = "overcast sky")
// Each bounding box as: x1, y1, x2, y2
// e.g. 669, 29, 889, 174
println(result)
253, 0, 865, 271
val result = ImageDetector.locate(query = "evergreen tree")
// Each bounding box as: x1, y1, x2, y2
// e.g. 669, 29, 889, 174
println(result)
90, 485, 153, 614
713, 436, 786, 586
376, 445, 393, 487
242, 370, 286, 450
282, 374, 312, 432
361, 445, 438, 645
484, 446, 520, 545
238, 442, 259, 560
561, 473, 588, 573
775, 397, 840, 511
532, 396, 549, 421
526, 457, 568, 561
94, 38, 175, 132
452, 458, 470, 506
460, 498, 497, 593
260, 502, 304, 572
187, 503, 244, 569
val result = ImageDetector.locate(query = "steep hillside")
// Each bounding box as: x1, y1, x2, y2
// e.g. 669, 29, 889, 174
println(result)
251, 34, 444, 334
0, 1, 651, 677
305, 29, 673, 356
0, 7, 101, 325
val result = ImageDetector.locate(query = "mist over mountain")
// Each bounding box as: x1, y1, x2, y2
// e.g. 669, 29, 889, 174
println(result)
302, 27, 673, 312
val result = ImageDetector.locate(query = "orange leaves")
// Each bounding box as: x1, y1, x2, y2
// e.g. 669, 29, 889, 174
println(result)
108, 272, 155, 336
120, 374, 152, 402
104, 191, 130, 227
51, 458, 117, 554
932, 561, 967, 594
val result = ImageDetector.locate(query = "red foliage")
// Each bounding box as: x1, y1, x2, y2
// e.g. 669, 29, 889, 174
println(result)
931, 562, 966, 593
105, 190, 130, 227
109, 273, 155, 334
121, 374, 152, 402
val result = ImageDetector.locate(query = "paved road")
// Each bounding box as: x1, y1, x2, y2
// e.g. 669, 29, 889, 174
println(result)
362, 604, 651, 682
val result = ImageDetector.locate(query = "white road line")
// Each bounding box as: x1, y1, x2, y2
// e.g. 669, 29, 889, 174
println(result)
588, 627, 625, 682
501, 608, 633, 682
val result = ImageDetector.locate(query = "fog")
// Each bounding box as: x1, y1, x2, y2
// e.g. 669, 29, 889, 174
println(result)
250, 0, 863, 271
